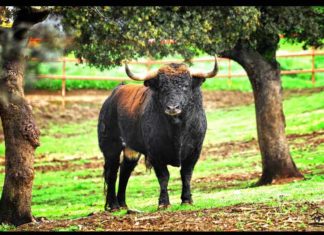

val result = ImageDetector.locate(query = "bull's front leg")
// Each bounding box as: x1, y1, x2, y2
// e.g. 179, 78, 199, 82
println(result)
180, 154, 199, 205
153, 164, 170, 209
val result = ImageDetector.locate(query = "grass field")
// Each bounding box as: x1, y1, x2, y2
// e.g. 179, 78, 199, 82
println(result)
0, 89, 323, 231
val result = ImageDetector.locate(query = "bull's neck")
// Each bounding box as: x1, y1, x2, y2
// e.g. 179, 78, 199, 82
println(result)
157, 89, 203, 166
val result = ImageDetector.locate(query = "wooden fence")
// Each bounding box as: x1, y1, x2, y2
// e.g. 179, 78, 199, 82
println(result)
34, 49, 324, 98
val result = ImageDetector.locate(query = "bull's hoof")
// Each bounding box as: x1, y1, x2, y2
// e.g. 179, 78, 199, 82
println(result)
157, 204, 171, 210
110, 207, 121, 212
105, 204, 120, 212
181, 200, 193, 205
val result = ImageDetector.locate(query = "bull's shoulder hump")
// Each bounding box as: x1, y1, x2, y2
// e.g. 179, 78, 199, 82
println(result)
117, 84, 146, 92
115, 84, 149, 99
115, 84, 150, 116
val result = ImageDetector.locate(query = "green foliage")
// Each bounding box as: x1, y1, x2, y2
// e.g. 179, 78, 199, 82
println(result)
0, 224, 15, 231
56, 6, 259, 70
232, 7, 324, 61
279, 6, 324, 49
2, 6, 324, 81
51, 6, 324, 82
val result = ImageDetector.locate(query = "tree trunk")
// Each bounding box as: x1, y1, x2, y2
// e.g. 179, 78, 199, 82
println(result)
0, 58, 40, 226
221, 43, 304, 185
249, 61, 304, 185
0, 7, 48, 226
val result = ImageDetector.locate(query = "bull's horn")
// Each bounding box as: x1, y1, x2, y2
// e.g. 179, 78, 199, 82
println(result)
190, 55, 218, 79
125, 63, 158, 81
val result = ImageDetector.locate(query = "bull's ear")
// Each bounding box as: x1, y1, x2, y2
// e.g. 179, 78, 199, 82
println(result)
192, 77, 206, 89
144, 79, 159, 90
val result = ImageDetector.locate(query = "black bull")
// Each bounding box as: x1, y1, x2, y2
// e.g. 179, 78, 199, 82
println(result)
98, 58, 218, 211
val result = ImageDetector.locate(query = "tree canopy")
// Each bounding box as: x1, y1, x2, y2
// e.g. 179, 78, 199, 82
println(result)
56, 6, 323, 70
57, 6, 260, 69
2, 6, 323, 70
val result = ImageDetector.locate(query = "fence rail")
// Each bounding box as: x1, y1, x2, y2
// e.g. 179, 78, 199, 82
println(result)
33, 49, 324, 98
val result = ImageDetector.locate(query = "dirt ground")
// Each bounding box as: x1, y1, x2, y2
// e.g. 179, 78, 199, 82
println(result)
16, 201, 324, 231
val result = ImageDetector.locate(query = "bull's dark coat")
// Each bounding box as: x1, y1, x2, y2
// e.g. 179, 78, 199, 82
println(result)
98, 63, 207, 210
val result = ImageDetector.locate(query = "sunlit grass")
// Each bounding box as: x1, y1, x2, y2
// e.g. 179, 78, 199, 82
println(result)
1, 140, 321, 220
1, 91, 322, 157
0, 89, 323, 222
205, 91, 324, 144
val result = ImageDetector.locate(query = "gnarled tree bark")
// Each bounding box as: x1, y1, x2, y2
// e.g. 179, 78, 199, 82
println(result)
0, 7, 48, 226
0, 59, 40, 226
221, 41, 304, 185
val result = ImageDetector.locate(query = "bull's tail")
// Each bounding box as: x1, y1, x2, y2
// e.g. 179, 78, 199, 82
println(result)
144, 154, 153, 172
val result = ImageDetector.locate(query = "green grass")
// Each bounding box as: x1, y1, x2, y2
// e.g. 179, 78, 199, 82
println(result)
205, 91, 324, 144
1, 91, 322, 158
1, 138, 322, 220
37, 120, 99, 157
0, 224, 15, 231
278, 38, 303, 51
0, 90, 323, 222
53, 225, 80, 232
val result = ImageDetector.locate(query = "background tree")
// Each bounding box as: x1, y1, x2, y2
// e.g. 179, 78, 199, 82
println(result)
174, 6, 324, 185
59, 6, 324, 185
216, 6, 324, 185
58, 7, 259, 66
0, 6, 49, 226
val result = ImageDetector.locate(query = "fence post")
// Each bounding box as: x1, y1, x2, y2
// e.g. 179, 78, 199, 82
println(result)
146, 56, 153, 72
311, 47, 316, 86
62, 58, 66, 108
227, 59, 232, 87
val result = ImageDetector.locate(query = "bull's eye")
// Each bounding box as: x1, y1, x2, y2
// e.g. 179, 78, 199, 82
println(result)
182, 84, 190, 91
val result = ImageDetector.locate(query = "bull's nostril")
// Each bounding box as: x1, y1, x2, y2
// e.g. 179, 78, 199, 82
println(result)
165, 104, 181, 116
167, 105, 179, 110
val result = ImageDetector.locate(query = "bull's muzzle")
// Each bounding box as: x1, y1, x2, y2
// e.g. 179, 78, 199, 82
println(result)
165, 105, 182, 116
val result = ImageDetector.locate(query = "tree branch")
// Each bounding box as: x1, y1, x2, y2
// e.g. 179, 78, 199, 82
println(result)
219, 40, 255, 72
12, 7, 49, 40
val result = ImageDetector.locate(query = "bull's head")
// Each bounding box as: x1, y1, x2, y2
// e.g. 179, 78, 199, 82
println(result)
125, 56, 218, 117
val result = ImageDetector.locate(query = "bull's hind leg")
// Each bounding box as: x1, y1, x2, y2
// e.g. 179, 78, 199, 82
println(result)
117, 148, 140, 209
102, 143, 123, 211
